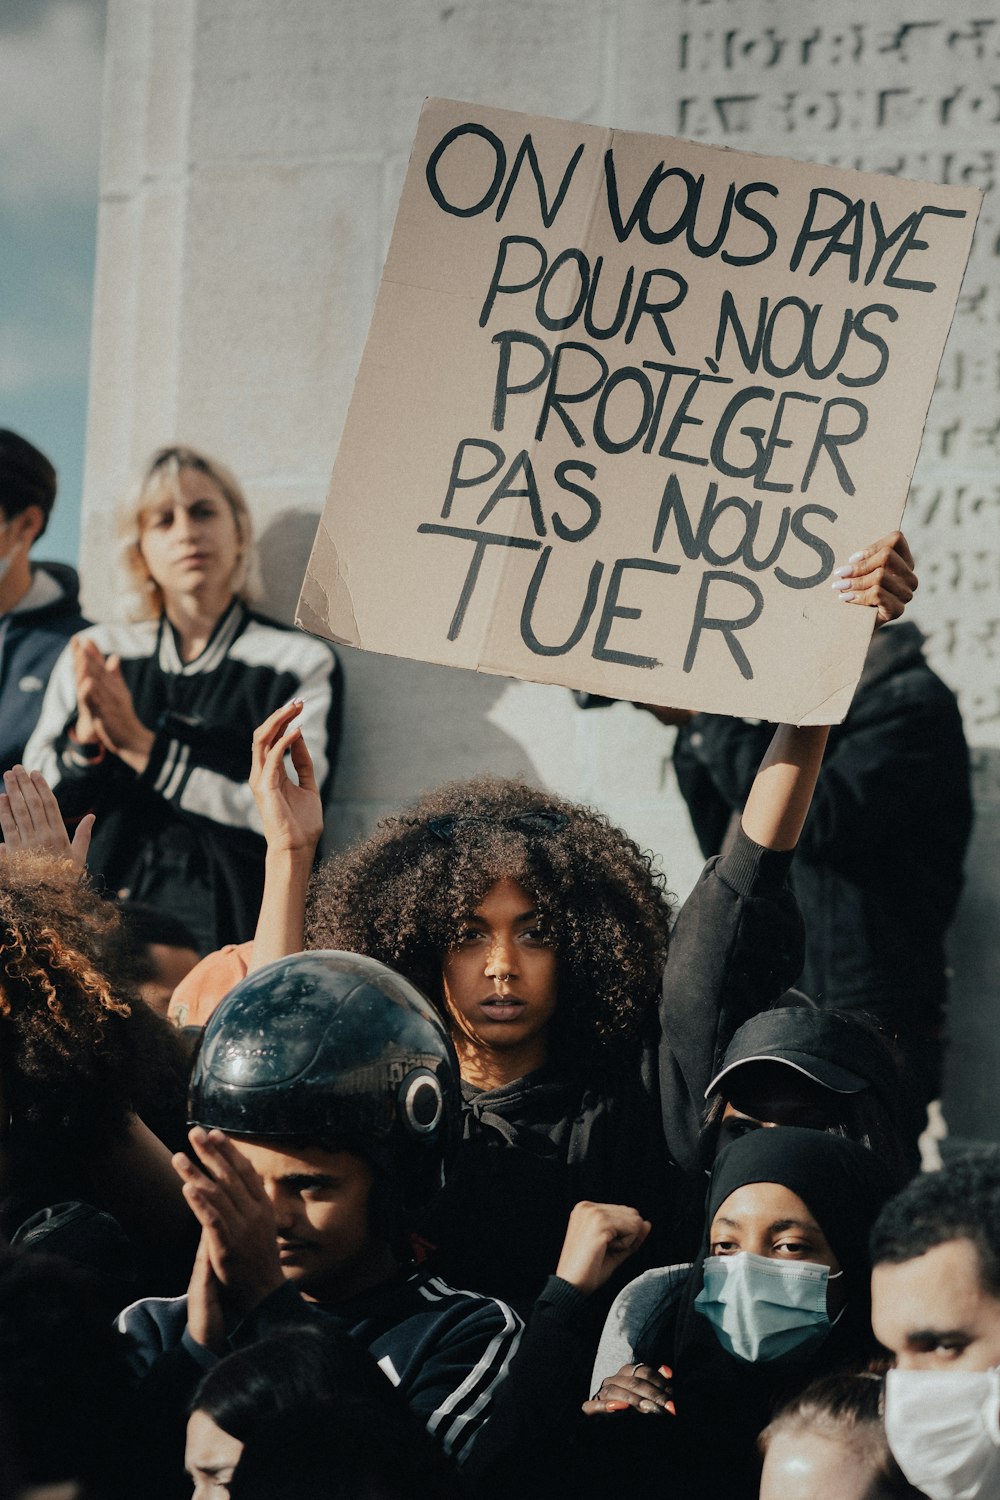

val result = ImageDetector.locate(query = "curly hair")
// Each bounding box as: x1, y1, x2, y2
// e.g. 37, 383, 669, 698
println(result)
306, 776, 674, 1060
0, 853, 188, 1158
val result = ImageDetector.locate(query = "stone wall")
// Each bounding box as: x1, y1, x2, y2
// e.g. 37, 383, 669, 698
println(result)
87, 0, 1000, 1138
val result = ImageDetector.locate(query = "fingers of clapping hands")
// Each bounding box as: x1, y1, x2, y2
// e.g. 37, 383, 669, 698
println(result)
172, 1129, 283, 1314
69, 813, 96, 869
0, 766, 76, 861
582, 1362, 675, 1418
186, 1228, 227, 1353
172, 1127, 270, 1217
830, 530, 917, 624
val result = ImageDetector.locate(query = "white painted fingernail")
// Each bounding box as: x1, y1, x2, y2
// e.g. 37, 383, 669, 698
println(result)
831, 578, 852, 591
833, 564, 852, 577
849, 551, 865, 562
838, 591, 856, 602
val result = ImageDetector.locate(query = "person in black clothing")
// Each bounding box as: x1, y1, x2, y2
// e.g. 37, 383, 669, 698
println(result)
669, 618, 972, 1137
186, 1327, 466, 1499
24, 444, 341, 952
118, 951, 522, 1495
0, 428, 89, 773
585, 1128, 895, 1500
0, 833, 194, 1289
245, 534, 917, 1311
702, 1001, 912, 1183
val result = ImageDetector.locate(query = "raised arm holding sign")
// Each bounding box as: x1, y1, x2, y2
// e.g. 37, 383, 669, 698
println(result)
238, 525, 913, 1311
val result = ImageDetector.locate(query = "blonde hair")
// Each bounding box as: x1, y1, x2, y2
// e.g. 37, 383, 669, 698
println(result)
120, 445, 253, 618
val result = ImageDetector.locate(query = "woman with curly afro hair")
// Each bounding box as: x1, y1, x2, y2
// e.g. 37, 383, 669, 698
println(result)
229, 537, 915, 1308
0, 780, 196, 1291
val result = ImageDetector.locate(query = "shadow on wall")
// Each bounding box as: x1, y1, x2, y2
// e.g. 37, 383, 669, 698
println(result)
257, 508, 541, 852
257, 509, 326, 625
943, 746, 1000, 1146
326, 650, 542, 850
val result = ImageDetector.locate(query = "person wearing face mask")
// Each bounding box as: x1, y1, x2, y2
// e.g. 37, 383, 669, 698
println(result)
584, 1128, 894, 1500
870, 1150, 1000, 1500
758, 1373, 925, 1500
702, 1002, 912, 1184
0, 429, 89, 773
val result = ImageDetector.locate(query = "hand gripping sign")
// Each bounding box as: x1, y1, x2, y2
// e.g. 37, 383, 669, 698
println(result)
298, 98, 980, 723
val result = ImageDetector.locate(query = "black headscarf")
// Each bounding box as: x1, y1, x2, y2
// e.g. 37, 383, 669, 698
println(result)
633, 1127, 895, 1497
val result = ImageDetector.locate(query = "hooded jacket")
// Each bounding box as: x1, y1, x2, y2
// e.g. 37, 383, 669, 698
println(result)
0, 562, 89, 771
589, 1128, 894, 1500
672, 622, 972, 1033
23, 600, 341, 952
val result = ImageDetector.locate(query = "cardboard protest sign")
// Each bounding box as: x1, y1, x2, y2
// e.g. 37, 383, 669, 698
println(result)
298, 98, 981, 722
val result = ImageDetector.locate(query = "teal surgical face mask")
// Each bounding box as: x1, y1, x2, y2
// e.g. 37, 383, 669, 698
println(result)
694, 1250, 842, 1363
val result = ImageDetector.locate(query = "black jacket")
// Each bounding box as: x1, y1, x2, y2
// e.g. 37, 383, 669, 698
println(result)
424, 828, 803, 1310
118, 1266, 522, 1475
0, 562, 89, 771
672, 622, 972, 1032
23, 600, 341, 951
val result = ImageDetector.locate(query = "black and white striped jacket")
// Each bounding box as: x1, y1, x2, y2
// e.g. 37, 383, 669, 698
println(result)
117, 1266, 523, 1465
23, 600, 340, 949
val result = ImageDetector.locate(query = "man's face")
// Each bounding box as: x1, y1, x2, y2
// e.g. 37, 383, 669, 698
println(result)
0, 504, 34, 568
872, 1237, 1000, 1370
227, 1138, 384, 1303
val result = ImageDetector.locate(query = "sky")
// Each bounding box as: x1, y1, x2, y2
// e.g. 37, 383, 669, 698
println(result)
0, 0, 105, 566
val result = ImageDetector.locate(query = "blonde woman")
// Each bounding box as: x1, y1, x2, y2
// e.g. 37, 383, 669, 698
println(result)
23, 445, 340, 951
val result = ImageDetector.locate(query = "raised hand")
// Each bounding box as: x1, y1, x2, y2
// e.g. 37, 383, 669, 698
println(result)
830, 529, 917, 625
172, 1127, 284, 1330
555, 1200, 651, 1297
249, 701, 324, 857
0, 764, 94, 871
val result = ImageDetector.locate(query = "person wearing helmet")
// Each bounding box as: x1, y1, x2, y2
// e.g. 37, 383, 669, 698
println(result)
116, 951, 523, 1484
235, 535, 917, 1310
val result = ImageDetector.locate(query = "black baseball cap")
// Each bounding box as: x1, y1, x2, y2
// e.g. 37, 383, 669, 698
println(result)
706, 1006, 900, 1109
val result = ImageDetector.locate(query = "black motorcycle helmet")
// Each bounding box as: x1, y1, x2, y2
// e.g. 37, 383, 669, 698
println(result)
188, 951, 461, 1224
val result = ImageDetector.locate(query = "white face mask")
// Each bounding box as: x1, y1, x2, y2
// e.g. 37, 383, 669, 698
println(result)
0, 518, 23, 583
885, 1366, 1000, 1500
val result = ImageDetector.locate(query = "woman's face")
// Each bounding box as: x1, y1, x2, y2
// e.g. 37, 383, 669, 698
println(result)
185, 1409, 243, 1499
441, 877, 559, 1063
709, 1180, 846, 1315
138, 465, 242, 604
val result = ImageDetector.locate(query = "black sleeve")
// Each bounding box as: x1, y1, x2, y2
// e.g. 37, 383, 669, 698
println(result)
790, 681, 970, 862
657, 825, 804, 1175
463, 1276, 598, 1493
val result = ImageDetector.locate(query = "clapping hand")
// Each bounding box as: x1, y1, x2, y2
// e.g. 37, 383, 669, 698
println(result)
0, 764, 93, 871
